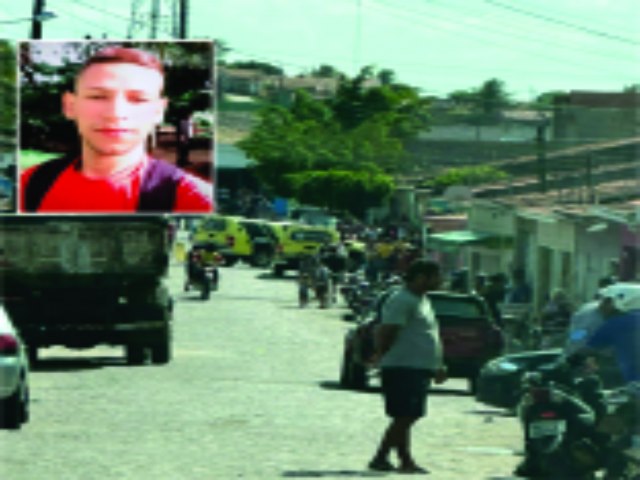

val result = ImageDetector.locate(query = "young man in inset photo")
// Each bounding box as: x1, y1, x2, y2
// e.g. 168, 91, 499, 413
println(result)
20, 43, 214, 213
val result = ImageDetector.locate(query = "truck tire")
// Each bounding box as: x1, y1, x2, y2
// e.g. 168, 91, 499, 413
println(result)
27, 345, 38, 366
151, 331, 171, 365
125, 345, 146, 365
0, 389, 23, 429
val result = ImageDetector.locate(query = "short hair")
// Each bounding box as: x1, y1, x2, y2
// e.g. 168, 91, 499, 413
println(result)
75, 47, 164, 90
405, 259, 440, 282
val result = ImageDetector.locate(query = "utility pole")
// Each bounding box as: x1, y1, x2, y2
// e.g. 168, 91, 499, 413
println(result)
150, 0, 160, 39
179, 0, 188, 39
128, 0, 146, 39
31, 0, 45, 39
536, 123, 547, 193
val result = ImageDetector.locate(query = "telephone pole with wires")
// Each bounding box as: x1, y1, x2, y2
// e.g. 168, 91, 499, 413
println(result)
31, 0, 45, 39
127, 0, 185, 39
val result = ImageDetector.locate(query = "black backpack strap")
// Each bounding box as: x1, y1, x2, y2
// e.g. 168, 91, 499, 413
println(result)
23, 156, 74, 212
137, 158, 184, 212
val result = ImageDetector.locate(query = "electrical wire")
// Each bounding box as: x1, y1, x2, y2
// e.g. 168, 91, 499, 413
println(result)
66, 0, 132, 24
424, 0, 639, 66
484, 0, 640, 46
50, 5, 127, 38
365, 0, 637, 78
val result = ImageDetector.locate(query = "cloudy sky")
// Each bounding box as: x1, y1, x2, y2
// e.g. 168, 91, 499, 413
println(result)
2, 0, 638, 100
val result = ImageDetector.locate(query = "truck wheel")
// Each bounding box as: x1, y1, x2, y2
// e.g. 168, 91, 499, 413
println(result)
273, 265, 285, 277
468, 375, 479, 395
0, 389, 23, 429
150, 322, 171, 365
151, 340, 171, 365
125, 345, 146, 365
27, 345, 38, 366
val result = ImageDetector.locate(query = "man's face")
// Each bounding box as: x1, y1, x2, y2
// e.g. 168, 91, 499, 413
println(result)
62, 62, 167, 158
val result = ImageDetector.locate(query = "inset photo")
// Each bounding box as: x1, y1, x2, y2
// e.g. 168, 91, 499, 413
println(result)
18, 40, 215, 214
0, 40, 17, 213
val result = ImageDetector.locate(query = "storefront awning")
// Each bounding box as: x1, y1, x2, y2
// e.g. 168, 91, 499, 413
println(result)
427, 230, 508, 248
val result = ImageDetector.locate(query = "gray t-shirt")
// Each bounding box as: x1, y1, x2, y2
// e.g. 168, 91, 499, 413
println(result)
378, 286, 444, 370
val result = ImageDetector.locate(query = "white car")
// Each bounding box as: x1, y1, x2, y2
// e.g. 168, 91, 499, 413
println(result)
0, 305, 29, 429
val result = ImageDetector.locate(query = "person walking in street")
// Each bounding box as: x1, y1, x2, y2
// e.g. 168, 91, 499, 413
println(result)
368, 259, 448, 474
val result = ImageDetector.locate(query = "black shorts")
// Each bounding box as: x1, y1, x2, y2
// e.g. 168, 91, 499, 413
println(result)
381, 368, 432, 419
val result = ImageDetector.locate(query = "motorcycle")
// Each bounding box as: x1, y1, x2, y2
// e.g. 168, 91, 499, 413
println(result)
515, 357, 640, 479
184, 244, 222, 300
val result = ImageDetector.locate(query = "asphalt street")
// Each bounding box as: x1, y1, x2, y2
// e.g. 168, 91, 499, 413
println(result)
0, 259, 523, 480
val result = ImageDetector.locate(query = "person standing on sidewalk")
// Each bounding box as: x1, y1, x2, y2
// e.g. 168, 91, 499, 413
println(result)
368, 259, 448, 474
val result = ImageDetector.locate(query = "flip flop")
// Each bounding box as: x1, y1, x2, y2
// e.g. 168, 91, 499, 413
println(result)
397, 465, 430, 474
368, 459, 395, 472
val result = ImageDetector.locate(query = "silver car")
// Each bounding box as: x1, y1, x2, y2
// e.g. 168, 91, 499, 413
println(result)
0, 305, 30, 429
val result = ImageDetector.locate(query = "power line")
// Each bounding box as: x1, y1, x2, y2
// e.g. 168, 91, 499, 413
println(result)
69, 0, 132, 24
424, 0, 639, 66
484, 0, 640, 46
52, 4, 126, 38
366, 0, 636, 78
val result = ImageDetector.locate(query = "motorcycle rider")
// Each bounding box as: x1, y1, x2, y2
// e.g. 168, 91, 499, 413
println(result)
514, 283, 640, 478
582, 283, 640, 383
565, 283, 640, 378
185, 242, 220, 291
569, 283, 640, 459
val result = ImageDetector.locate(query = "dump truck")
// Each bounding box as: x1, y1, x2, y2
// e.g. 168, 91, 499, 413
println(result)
0, 216, 173, 365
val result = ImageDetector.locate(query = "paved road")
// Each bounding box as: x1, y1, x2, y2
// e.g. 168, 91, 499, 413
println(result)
0, 261, 523, 480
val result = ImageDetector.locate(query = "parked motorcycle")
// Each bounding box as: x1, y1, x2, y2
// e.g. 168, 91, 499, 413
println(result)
515, 357, 640, 479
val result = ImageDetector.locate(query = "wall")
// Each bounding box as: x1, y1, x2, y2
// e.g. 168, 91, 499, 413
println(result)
574, 225, 621, 301
419, 123, 540, 142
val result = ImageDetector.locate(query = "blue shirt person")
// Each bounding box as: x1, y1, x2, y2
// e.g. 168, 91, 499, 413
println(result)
587, 309, 640, 383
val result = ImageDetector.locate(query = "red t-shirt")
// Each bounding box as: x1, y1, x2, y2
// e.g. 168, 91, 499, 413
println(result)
20, 157, 214, 213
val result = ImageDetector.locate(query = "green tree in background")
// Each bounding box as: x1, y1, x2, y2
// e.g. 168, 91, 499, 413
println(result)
238, 66, 429, 216
311, 64, 344, 78
446, 77, 512, 124
0, 41, 16, 138
288, 170, 394, 218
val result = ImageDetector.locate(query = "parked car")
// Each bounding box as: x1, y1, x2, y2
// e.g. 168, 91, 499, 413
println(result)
340, 291, 505, 392
191, 215, 253, 266
0, 304, 30, 429
237, 218, 279, 268
475, 348, 624, 410
272, 224, 339, 277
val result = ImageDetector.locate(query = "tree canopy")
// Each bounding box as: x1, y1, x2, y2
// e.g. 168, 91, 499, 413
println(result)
446, 78, 512, 123
226, 60, 284, 76
0, 41, 16, 138
238, 66, 430, 217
